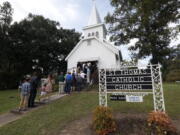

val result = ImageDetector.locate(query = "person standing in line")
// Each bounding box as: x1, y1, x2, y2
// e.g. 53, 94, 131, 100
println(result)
87, 63, 91, 84
80, 71, 86, 89
58, 72, 65, 94
65, 72, 72, 94
39, 83, 47, 101
72, 70, 77, 91
28, 72, 40, 107
45, 74, 53, 93
77, 62, 82, 71
76, 73, 83, 92
80, 71, 86, 79
19, 77, 31, 111
64, 72, 68, 93
82, 63, 85, 72
83, 63, 88, 76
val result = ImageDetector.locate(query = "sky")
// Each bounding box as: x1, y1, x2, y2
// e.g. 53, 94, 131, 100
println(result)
0, 0, 133, 61
0, 0, 112, 31
0, 0, 179, 65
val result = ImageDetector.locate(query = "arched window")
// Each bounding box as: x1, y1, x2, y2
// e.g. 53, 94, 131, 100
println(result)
88, 33, 91, 37
92, 32, 95, 36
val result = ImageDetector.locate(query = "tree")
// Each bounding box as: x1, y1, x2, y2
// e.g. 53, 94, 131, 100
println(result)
0, 1, 13, 26
0, 13, 80, 89
0, 1, 14, 72
171, 44, 180, 60
9, 14, 80, 75
105, 0, 179, 64
0, 1, 19, 89
0, 1, 81, 90
164, 45, 180, 81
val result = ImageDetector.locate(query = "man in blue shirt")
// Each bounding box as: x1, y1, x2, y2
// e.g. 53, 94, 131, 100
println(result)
65, 72, 72, 94
19, 77, 31, 111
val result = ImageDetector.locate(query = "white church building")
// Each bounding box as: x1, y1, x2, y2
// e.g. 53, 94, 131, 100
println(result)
65, 1, 122, 71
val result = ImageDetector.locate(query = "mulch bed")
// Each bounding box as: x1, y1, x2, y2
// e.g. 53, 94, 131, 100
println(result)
113, 113, 148, 135
59, 113, 180, 135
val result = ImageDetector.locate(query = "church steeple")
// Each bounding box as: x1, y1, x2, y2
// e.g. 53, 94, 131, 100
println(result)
88, 0, 102, 26
83, 0, 107, 40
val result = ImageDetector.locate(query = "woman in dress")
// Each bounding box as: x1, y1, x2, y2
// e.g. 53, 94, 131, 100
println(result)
45, 74, 53, 93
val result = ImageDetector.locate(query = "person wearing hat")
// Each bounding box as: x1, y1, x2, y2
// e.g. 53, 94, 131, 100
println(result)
19, 76, 31, 111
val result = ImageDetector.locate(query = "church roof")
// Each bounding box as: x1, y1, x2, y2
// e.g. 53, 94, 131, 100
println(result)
65, 1, 121, 62
87, 1, 102, 26
65, 37, 120, 61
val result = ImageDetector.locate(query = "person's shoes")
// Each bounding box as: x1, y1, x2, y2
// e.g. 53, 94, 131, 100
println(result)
28, 105, 32, 108
18, 108, 22, 112
31, 105, 37, 108
22, 108, 27, 111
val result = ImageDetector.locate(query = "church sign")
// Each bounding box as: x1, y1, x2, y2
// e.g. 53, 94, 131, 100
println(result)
106, 68, 152, 90
99, 63, 165, 112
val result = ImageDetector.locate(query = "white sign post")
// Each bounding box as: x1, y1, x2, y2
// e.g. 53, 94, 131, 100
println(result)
99, 63, 165, 112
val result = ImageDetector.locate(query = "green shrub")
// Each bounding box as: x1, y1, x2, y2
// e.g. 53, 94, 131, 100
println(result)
92, 106, 117, 135
147, 111, 177, 135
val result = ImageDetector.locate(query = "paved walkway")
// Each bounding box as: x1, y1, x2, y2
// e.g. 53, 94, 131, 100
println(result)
0, 94, 66, 128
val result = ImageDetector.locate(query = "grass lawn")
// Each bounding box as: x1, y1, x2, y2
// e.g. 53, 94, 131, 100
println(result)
0, 90, 19, 114
0, 89, 57, 114
0, 83, 179, 135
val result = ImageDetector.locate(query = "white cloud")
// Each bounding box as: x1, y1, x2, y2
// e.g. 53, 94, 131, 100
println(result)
0, 0, 80, 28
64, 3, 79, 21
1, 0, 178, 64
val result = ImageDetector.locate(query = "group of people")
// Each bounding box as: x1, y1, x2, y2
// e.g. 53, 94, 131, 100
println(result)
77, 62, 98, 84
58, 62, 98, 94
18, 62, 98, 111
19, 73, 53, 111
58, 71, 83, 94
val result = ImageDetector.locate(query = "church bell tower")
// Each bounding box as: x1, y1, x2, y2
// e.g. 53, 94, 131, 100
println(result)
83, 0, 107, 41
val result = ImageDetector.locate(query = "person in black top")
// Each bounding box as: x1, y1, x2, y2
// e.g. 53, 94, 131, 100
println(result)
28, 72, 40, 107
72, 70, 77, 91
